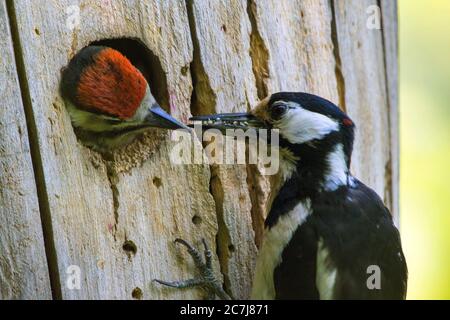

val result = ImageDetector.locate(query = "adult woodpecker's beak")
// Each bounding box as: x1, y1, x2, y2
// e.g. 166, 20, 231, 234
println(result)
189, 112, 267, 133
147, 104, 190, 130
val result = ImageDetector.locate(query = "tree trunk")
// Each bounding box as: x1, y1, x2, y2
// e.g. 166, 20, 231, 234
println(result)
0, 0, 398, 299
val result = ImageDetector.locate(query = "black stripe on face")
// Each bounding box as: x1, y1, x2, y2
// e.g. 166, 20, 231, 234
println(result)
269, 92, 348, 121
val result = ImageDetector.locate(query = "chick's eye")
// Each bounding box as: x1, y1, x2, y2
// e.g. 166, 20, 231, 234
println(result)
270, 103, 288, 120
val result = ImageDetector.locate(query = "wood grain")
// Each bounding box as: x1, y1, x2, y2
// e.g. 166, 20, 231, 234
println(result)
333, 0, 392, 208
253, 0, 339, 102
0, 0, 51, 299
10, 0, 217, 299
188, 0, 258, 299
381, 0, 399, 224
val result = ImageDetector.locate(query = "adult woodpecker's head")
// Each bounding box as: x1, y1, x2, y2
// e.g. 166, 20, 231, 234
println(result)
191, 92, 355, 191
61, 45, 188, 152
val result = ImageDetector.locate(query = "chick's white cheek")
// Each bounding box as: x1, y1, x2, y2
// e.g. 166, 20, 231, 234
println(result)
277, 107, 339, 144
130, 86, 154, 122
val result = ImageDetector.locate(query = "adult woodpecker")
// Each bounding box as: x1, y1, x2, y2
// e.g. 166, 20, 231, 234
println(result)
60, 45, 189, 153
154, 92, 407, 300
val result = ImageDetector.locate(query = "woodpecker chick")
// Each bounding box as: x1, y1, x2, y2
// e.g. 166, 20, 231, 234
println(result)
61, 45, 188, 153
158, 92, 407, 300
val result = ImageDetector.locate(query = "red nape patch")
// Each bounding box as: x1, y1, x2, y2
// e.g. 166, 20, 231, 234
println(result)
77, 48, 147, 119
343, 118, 353, 126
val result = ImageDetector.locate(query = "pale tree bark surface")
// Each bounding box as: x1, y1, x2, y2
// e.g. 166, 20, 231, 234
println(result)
7, 0, 217, 300
334, 0, 390, 210
0, 0, 398, 299
0, 0, 51, 299
380, 0, 399, 226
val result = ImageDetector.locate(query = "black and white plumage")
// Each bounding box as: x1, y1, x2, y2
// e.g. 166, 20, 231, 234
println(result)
248, 92, 407, 299
194, 92, 407, 299
155, 92, 407, 300
266, 180, 406, 299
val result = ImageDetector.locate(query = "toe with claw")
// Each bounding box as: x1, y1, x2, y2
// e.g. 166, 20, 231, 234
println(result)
153, 238, 232, 300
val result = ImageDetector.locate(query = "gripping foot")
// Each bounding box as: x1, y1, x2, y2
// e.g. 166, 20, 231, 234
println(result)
153, 238, 231, 300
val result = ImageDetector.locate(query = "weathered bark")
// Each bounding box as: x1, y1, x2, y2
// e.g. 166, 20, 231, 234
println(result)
6, 0, 217, 300
0, 0, 398, 299
380, 0, 399, 225
333, 0, 391, 212
0, 0, 51, 299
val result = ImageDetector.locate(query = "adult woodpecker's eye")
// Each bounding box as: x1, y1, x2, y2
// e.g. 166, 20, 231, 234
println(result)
270, 103, 288, 120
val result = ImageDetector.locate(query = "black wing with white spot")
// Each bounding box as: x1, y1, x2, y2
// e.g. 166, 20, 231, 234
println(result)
273, 180, 407, 299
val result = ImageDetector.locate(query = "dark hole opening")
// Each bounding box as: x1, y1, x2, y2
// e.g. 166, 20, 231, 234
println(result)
122, 240, 137, 256
132, 287, 143, 300
192, 215, 202, 225
90, 38, 170, 112
152, 177, 162, 188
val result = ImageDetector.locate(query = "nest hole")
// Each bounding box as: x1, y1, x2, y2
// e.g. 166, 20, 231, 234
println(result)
122, 240, 137, 256
83, 38, 171, 172
90, 38, 169, 111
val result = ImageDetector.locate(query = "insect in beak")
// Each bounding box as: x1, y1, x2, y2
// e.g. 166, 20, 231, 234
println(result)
189, 112, 266, 133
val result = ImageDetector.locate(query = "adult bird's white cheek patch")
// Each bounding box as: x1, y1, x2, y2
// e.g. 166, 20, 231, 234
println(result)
277, 106, 339, 144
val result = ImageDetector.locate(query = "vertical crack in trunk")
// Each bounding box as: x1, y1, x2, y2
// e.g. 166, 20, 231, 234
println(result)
246, 0, 270, 248
105, 161, 120, 241
209, 167, 232, 293
186, 0, 216, 116
378, 0, 395, 216
330, 0, 347, 112
5, 0, 62, 299
247, 0, 269, 101
245, 164, 267, 249
186, 0, 232, 296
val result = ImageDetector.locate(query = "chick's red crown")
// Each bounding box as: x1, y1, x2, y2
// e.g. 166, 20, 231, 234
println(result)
76, 47, 147, 119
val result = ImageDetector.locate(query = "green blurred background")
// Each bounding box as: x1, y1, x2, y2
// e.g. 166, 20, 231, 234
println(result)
399, 0, 450, 299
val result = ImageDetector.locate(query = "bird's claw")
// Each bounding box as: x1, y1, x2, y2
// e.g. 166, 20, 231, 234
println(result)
153, 238, 231, 300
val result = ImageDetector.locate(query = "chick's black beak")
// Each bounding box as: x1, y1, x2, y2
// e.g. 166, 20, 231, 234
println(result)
189, 112, 266, 132
147, 105, 190, 130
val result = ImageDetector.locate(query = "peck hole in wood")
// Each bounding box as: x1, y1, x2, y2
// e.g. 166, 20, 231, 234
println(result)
122, 240, 137, 256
